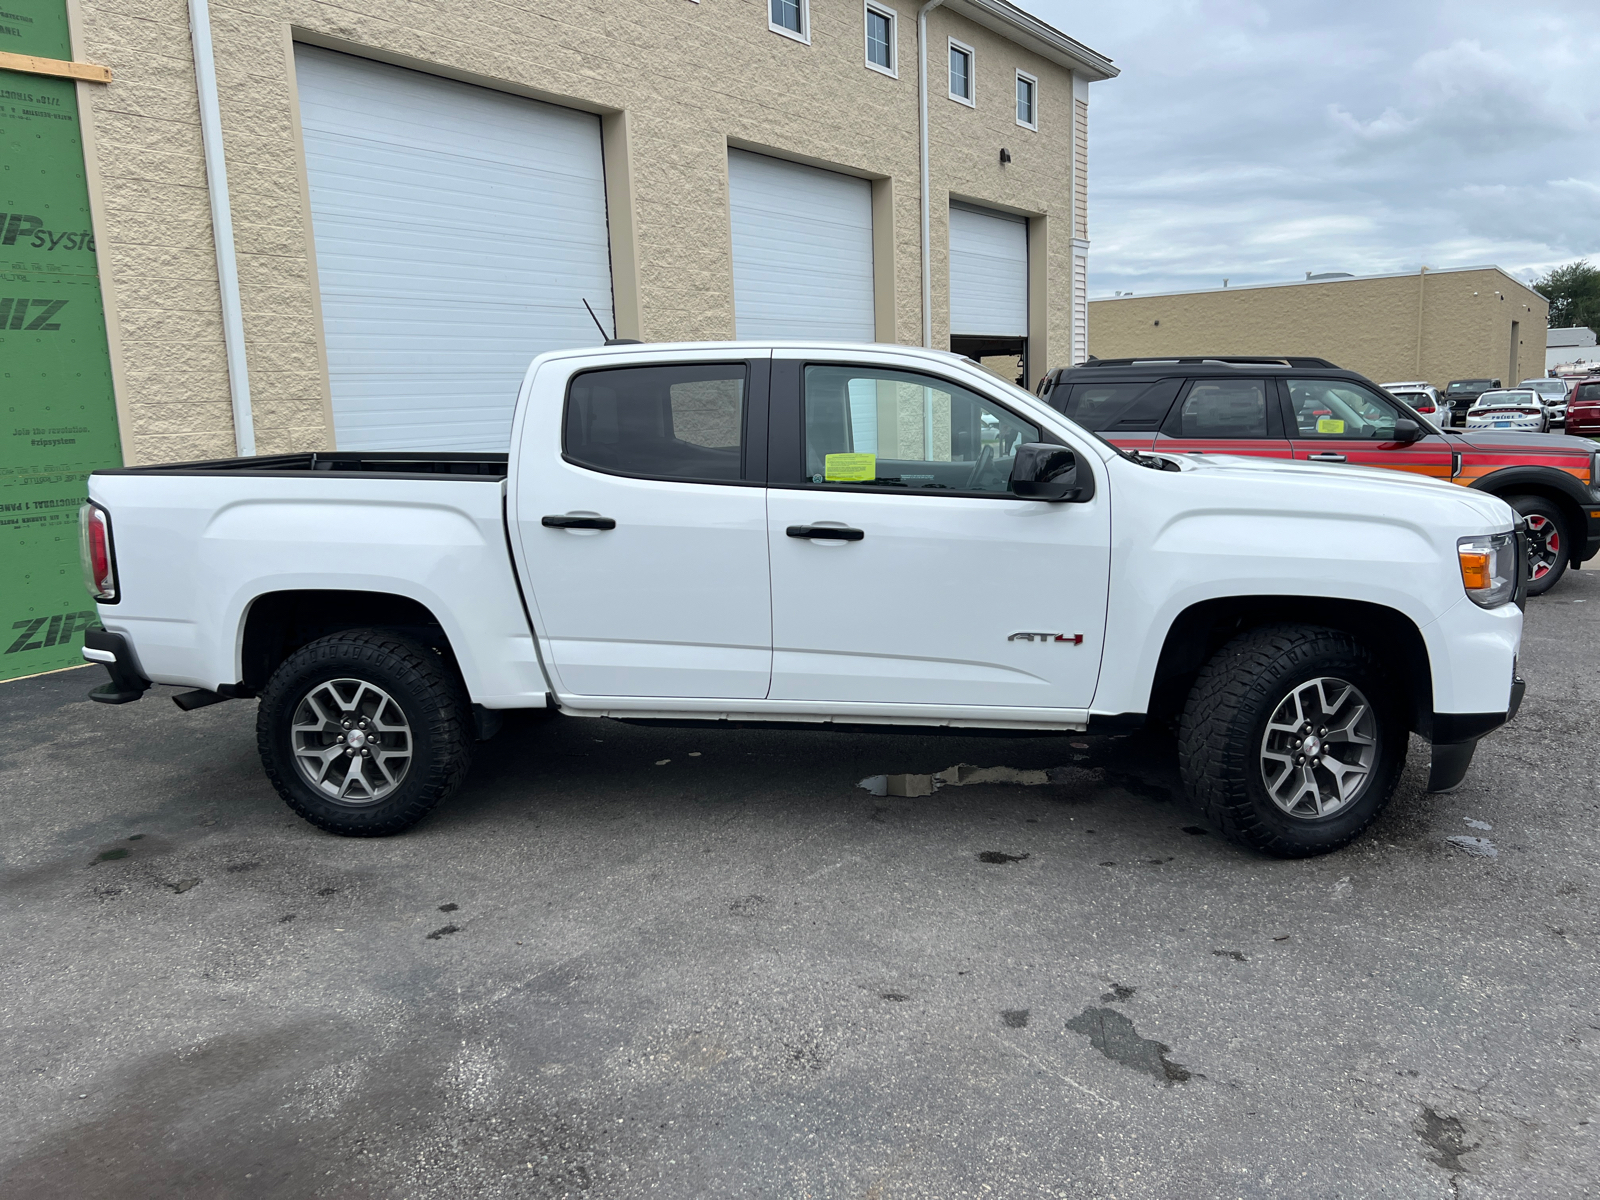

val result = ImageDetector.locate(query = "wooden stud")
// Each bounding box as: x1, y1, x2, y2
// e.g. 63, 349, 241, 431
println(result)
0, 51, 112, 84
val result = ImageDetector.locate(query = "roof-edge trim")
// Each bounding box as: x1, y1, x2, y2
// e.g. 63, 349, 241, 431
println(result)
1091, 265, 1548, 304
944, 0, 1118, 81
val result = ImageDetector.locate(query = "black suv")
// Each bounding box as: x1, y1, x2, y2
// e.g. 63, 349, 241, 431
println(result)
1037, 355, 1600, 594
1443, 378, 1502, 425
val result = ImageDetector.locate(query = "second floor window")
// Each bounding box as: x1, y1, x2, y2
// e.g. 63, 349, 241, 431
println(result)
866, 5, 894, 73
771, 0, 805, 37
1016, 72, 1037, 128
949, 41, 973, 103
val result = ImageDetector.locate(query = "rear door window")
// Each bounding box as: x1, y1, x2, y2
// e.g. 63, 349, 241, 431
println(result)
1172, 379, 1271, 438
1576, 382, 1600, 402
564, 363, 748, 482
1052, 378, 1180, 432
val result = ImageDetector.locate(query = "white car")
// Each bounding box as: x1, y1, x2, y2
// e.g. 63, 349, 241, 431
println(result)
79, 341, 1526, 858
1467, 389, 1549, 433
1380, 380, 1445, 421
1519, 378, 1571, 425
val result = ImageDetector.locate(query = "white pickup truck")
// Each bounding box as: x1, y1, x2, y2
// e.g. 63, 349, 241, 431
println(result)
79, 342, 1526, 857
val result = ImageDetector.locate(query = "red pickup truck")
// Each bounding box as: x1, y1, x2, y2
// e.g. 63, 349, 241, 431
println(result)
1039, 356, 1600, 594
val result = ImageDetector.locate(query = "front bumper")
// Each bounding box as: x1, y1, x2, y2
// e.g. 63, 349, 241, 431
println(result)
1427, 673, 1525, 792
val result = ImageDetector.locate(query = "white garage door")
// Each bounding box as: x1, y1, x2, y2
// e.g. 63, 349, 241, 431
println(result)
949, 204, 1028, 337
294, 46, 615, 451
728, 150, 875, 342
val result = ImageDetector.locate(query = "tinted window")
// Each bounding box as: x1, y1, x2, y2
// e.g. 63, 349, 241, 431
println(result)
1056, 378, 1179, 431
565, 364, 746, 481
802, 364, 1038, 495
1177, 379, 1269, 437
1287, 379, 1402, 438
1576, 382, 1600, 402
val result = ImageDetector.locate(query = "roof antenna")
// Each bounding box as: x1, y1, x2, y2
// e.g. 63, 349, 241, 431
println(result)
583, 298, 641, 347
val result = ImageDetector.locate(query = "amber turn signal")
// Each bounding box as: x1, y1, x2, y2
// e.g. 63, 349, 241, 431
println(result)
1458, 548, 1491, 591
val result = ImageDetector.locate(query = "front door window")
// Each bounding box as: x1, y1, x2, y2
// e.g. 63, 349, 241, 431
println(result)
800, 364, 1039, 495
1285, 377, 1454, 479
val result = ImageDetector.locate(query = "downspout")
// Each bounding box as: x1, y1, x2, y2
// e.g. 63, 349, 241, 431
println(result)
188, 0, 255, 455
917, 0, 946, 348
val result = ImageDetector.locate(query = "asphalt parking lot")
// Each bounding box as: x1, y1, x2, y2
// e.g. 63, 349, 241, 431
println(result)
2, 582, 1597, 1199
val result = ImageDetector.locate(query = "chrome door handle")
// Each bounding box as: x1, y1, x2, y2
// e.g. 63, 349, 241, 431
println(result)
1307, 453, 1346, 462
786, 524, 865, 541
542, 514, 616, 530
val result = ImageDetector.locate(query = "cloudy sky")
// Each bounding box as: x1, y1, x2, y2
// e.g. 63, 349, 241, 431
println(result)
1024, 0, 1600, 298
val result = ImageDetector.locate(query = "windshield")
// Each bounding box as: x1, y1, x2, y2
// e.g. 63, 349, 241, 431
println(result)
1475, 391, 1537, 408
1448, 380, 1492, 392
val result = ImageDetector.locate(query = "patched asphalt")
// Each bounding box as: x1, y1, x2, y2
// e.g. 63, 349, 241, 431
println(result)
2, 578, 1597, 1198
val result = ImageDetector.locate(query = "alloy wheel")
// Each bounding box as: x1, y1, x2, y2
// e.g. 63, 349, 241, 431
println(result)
1525, 513, 1561, 582
1259, 676, 1378, 819
291, 678, 413, 803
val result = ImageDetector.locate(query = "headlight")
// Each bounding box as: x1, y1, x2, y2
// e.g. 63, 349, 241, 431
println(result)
1458, 532, 1517, 608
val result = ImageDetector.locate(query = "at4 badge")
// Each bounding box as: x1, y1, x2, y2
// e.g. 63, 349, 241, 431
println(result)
1007, 632, 1084, 643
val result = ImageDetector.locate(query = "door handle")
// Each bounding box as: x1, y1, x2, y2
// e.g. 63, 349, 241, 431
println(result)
786, 524, 865, 541
1306, 453, 1346, 462
542, 514, 616, 530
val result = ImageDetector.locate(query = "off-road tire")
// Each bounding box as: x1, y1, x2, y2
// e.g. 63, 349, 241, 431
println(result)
257, 629, 472, 836
1505, 494, 1567, 596
1178, 624, 1406, 858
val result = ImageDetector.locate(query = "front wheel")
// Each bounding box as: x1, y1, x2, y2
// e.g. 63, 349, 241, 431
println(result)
257, 629, 472, 836
1178, 625, 1407, 857
1506, 494, 1567, 596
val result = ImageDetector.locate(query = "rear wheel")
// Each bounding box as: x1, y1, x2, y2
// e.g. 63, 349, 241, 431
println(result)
1178, 625, 1406, 858
1506, 494, 1567, 596
257, 629, 472, 836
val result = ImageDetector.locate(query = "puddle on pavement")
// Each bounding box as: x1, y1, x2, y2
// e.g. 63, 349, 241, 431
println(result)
1064, 1006, 1191, 1085
1415, 1106, 1477, 1173
438, 903, 459, 912
92, 848, 129, 864
977, 851, 1029, 865
1212, 949, 1248, 962
1446, 835, 1498, 858
879, 992, 910, 1002
426, 924, 460, 940
1100, 984, 1135, 1003
169, 878, 200, 893
1001, 1009, 1030, 1028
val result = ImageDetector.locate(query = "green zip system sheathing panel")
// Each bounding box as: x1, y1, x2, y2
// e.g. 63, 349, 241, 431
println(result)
1, 0, 122, 681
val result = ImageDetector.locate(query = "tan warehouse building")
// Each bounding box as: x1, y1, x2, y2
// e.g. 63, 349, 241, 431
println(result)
42, 0, 1114, 462
1087, 267, 1549, 391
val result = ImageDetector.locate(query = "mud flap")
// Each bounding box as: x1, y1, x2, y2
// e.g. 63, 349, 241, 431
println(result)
1427, 740, 1477, 794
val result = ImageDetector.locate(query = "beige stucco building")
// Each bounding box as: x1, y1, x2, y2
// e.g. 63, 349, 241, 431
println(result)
1088, 267, 1549, 390
53, 0, 1114, 462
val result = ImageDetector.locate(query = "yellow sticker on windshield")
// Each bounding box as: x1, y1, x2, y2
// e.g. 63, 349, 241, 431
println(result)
825, 452, 876, 482
1316, 417, 1346, 434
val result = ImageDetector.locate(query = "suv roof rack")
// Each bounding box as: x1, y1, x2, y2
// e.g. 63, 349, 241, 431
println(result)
1072, 355, 1342, 370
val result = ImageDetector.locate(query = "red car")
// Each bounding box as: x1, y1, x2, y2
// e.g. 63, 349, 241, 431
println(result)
1039, 356, 1600, 594
1566, 378, 1600, 438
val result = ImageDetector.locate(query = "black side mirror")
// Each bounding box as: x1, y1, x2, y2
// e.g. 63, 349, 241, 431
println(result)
1392, 418, 1422, 444
1010, 443, 1089, 501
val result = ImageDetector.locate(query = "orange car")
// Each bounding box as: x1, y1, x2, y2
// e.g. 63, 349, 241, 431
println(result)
1039, 356, 1600, 594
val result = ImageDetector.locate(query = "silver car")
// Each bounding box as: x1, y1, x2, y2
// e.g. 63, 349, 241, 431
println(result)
1466, 389, 1548, 433
1519, 378, 1571, 425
